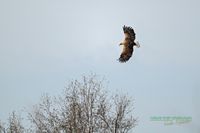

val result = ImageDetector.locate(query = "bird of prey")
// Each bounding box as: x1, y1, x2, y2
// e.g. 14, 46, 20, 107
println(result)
118, 25, 140, 63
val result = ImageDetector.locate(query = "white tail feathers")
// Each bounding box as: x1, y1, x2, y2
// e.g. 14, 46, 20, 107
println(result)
135, 41, 140, 48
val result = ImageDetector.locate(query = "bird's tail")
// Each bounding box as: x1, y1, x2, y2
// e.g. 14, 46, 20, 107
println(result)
135, 41, 140, 48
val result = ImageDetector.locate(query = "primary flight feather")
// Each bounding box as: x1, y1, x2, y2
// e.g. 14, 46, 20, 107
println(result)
118, 25, 140, 63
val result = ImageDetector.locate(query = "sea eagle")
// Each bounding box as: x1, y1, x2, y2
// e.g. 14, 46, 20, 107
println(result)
118, 25, 140, 63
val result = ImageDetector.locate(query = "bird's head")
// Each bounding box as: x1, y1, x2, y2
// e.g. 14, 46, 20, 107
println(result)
119, 37, 129, 46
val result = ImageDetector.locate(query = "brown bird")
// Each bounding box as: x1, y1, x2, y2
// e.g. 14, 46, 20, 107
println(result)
119, 25, 140, 63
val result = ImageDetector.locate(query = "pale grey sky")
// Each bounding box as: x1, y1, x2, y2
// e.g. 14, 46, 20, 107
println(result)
0, 0, 200, 132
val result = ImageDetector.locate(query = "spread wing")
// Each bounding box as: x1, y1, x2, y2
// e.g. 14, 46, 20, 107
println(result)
118, 26, 136, 63
123, 25, 135, 42
119, 44, 134, 63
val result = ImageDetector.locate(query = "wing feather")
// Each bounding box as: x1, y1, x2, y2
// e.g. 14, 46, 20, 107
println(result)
119, 44, 133, 63
123, 25, 136, 41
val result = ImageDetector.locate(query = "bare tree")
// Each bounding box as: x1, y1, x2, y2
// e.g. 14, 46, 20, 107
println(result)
29, 74, 137, 133
6, 111, 25, 133
0, 120, 6, 133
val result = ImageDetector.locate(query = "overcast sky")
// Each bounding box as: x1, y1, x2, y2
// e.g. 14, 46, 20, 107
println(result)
0, 0, 200, 132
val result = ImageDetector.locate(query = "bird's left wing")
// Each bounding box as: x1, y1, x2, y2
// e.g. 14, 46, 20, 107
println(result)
123, 25, 136, 41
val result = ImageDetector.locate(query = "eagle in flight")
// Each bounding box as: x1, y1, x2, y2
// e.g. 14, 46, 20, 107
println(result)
118, 25, 140, 63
